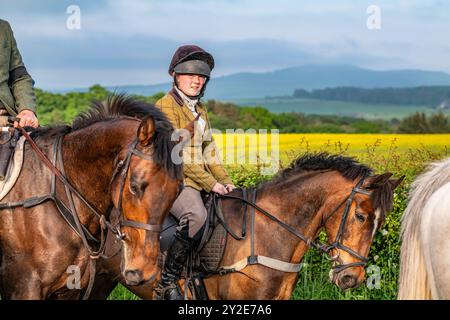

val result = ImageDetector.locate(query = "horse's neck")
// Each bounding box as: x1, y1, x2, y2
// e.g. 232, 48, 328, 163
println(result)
60, 122, 136, 216
257, 177, 324, 233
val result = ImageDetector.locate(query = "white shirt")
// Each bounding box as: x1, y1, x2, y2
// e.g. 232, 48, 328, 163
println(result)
175, 86, 206, 136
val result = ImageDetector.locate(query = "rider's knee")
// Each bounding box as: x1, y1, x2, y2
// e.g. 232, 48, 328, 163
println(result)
189, 209, 207, 233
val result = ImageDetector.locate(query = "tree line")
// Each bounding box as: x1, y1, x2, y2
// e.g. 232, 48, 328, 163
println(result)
35, 85, 449, 133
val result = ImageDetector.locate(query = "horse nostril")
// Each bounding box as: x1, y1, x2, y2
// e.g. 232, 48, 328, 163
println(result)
124, 269, 143, 286
339, 274, 357, 289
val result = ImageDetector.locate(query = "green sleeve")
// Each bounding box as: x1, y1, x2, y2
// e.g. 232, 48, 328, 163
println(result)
7, 21, 36, 114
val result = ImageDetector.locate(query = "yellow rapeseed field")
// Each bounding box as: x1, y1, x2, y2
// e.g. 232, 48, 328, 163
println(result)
213, 133, 450, 177
214, 133, 449, 158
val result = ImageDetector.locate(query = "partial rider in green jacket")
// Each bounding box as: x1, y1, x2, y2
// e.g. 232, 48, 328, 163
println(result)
0, 19, 38, 128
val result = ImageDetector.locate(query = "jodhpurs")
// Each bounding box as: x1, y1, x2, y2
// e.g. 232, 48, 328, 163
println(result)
170, 186, 207, 239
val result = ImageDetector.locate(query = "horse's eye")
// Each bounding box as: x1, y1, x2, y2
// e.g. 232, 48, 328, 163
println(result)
355, 212, 366, 223
129, 182, 138, 195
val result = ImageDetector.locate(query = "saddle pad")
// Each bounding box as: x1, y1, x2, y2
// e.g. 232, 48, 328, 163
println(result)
0, 135, 26, 201
198, 223, 227, 272
156, 223, 228, 274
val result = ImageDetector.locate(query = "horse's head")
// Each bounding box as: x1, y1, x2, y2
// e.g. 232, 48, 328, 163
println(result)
110, 116, 182, 286
323, 172, 403, 290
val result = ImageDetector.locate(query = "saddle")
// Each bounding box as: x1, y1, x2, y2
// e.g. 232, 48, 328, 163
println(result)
159, 191, 229, 273
159, 189, 250, 299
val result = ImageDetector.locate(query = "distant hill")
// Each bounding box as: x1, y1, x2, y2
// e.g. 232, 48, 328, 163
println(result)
292, 86, 450, 107
105, 65, 450, 99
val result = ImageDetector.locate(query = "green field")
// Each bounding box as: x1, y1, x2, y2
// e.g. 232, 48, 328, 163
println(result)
226, 97, 449, 120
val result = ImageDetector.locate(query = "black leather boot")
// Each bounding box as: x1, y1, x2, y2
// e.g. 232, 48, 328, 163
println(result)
153, 233, 193, 300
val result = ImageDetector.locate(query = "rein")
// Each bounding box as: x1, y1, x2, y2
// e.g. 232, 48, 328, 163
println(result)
215, 176, 371, 275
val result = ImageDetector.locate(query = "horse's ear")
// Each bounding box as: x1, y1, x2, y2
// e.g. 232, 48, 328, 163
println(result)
389, 175, 405, 190
177, 113, 199, 143
366, 172, 393, 189
184, 114, 199, 138
138, 117, 156, 147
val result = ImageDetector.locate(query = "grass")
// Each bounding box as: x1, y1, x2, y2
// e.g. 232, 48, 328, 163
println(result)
108, 284, 139, 300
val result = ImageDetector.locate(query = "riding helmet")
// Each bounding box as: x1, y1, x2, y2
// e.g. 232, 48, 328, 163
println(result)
168, 45, 215, 78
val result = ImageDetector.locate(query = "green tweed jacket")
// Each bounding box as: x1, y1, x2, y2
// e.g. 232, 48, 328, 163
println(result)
155, 88, 233, 192
0, 19, 36, 116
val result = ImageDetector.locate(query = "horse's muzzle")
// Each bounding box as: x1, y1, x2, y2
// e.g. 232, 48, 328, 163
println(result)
123, 269, 158, 286
123, 269, 144, 286
330, 268, 364, 291
337, 274, 358, 290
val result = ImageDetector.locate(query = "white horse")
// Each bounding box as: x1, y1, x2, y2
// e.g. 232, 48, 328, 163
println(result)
398, 157, 450, 299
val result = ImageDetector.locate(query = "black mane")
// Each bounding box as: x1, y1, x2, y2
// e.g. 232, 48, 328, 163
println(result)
31, 94, 182, 180
72, 94, 163, 131
264, 153, 393, 217
272, 153, 373, 183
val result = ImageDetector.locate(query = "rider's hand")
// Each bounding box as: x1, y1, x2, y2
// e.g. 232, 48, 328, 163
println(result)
15, 110, 39, 128
225, 184, 236, 193
212, 182, 228, 195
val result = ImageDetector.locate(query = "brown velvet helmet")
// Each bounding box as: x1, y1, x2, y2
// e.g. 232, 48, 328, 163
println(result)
168, 45, 215, 78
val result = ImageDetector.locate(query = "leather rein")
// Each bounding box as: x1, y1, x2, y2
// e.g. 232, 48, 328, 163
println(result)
215, 176, 371, 275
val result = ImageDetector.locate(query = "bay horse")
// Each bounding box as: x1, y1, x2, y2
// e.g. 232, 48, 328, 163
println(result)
398, 157, 450, 299
89, 153, 402, 299
0, 95, 183, 299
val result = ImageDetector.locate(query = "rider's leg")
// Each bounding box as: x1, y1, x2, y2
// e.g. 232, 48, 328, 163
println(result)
153, 187, 207, 300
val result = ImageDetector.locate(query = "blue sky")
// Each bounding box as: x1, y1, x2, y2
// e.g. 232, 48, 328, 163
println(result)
2, 0, 450, 89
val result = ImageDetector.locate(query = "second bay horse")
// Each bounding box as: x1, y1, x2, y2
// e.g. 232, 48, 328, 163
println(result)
88, 153, 402, 299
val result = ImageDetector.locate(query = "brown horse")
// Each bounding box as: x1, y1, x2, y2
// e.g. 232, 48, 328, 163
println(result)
88, 153, 403, 299
0, 95, 182, 299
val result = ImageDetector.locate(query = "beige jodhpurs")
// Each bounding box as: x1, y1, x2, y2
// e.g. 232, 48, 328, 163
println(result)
170, 186, 207, 239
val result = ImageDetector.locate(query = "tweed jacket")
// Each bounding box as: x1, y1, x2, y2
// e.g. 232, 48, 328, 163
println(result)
155, 88, 232, 192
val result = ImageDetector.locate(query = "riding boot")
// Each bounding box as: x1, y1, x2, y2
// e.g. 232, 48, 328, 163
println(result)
153, 232, 194, 300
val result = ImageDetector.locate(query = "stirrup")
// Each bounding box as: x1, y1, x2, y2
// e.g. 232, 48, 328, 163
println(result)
153, 281, 183, 300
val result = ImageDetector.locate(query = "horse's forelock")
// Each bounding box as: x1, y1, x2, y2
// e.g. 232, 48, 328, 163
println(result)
370, 181, 394, 221
151, 118, 183, 181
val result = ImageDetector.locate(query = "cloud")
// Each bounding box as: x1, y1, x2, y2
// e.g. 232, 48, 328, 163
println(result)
24, 36, 325, 88
2, 0, 450, 88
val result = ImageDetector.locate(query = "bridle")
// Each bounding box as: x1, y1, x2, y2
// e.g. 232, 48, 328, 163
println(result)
319, 176, 371, 273
112, 140, 163, 238
13, 127, 163, 240
216, 175, 372, 275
